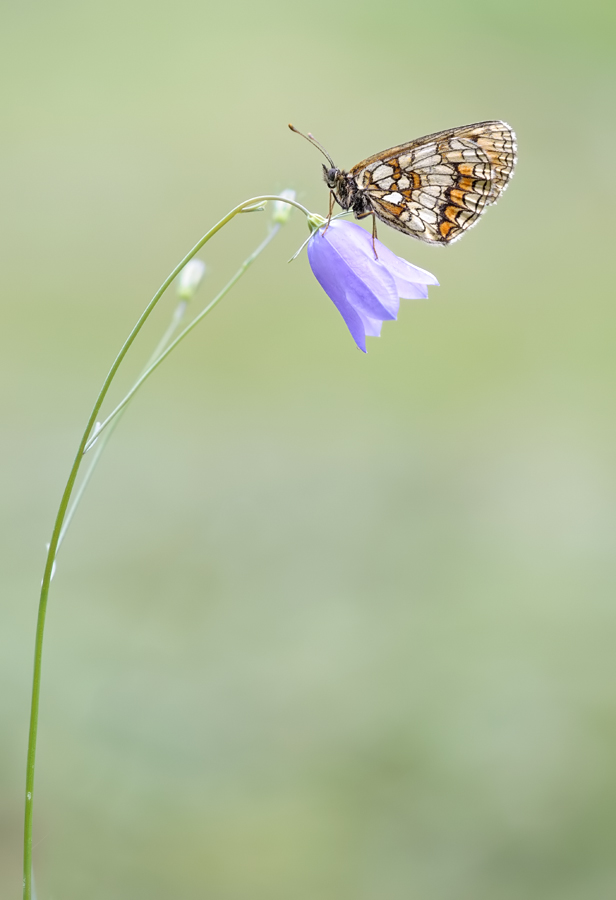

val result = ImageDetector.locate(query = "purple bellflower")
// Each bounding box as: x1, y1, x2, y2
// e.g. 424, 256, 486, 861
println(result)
307, 219, 438, 352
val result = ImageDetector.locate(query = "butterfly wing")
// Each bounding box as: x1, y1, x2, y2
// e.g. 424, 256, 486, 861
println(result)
350, 121, 516, 244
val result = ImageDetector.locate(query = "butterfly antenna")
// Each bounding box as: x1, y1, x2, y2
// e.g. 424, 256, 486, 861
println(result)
288, 124, 335, 167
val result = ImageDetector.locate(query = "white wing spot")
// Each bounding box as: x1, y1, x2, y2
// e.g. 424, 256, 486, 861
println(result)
382, 192, 404, 205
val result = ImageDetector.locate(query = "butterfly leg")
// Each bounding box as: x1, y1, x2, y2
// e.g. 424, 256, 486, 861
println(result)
354, 208, 379, 258
322, 192, 335, 236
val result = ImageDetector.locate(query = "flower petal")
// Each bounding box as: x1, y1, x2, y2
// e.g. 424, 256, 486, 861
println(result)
319, 221, 401, 319
376, 242, 440, 286
307, 240, 368, 351
309, 224, 398, 321
330, 220, 439, 298
308, 226, 403, 351
391, 280, 430, 300
306, 218, 439, 351
359, 314, 384, 337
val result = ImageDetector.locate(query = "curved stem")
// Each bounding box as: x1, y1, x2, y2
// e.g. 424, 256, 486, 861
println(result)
22, 193, 302, 900
58, 300, 189, 550
85, 224, 280, 450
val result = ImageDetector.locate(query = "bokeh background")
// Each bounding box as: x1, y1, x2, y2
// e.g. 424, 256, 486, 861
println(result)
2, 1, 615, 898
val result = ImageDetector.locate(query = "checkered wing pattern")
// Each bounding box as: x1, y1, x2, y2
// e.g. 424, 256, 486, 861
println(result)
351, 121, 516, 244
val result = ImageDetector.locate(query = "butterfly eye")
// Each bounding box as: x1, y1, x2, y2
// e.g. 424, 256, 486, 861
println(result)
323, 166, 339, 188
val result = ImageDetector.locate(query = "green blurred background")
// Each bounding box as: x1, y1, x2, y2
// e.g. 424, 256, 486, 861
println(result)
2, 1, 615, 897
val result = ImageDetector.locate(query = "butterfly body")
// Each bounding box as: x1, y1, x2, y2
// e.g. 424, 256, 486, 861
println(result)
319, 120, 516, 245
323, 165, 371, 217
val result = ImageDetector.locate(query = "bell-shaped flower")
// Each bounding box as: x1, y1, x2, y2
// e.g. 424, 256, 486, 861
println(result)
307, 219, 438, 352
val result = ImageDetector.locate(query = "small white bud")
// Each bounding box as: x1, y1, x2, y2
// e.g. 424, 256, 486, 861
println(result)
272, 189, 296, 225
177, 259, 206, 300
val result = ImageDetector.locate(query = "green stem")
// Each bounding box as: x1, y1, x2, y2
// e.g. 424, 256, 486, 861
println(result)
22, 193, 303, 900
58, 300, 189, 550
85, 223, 280, 451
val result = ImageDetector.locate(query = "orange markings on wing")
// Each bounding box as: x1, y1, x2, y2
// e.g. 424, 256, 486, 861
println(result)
334, 120, 515, 245
449, 189, 466, 207
380, 200, 404, 217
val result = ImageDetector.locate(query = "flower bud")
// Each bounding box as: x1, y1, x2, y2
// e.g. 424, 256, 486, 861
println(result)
306, 212, 327, 233
177, 259, 206, 300
272, 189, 296, 225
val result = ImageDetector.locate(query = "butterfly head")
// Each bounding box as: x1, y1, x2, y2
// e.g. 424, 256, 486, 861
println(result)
289, 125, 354, 210
323, 165, 342, 189
323, 164, 355, 209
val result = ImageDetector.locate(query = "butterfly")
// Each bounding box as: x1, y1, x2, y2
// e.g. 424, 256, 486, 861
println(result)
289, 121, 516, 245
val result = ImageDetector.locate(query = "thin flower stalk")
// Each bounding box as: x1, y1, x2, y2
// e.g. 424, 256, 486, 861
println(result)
83, 223, 281, 452
58, 298, 191, 550
22, 193, 302, 900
